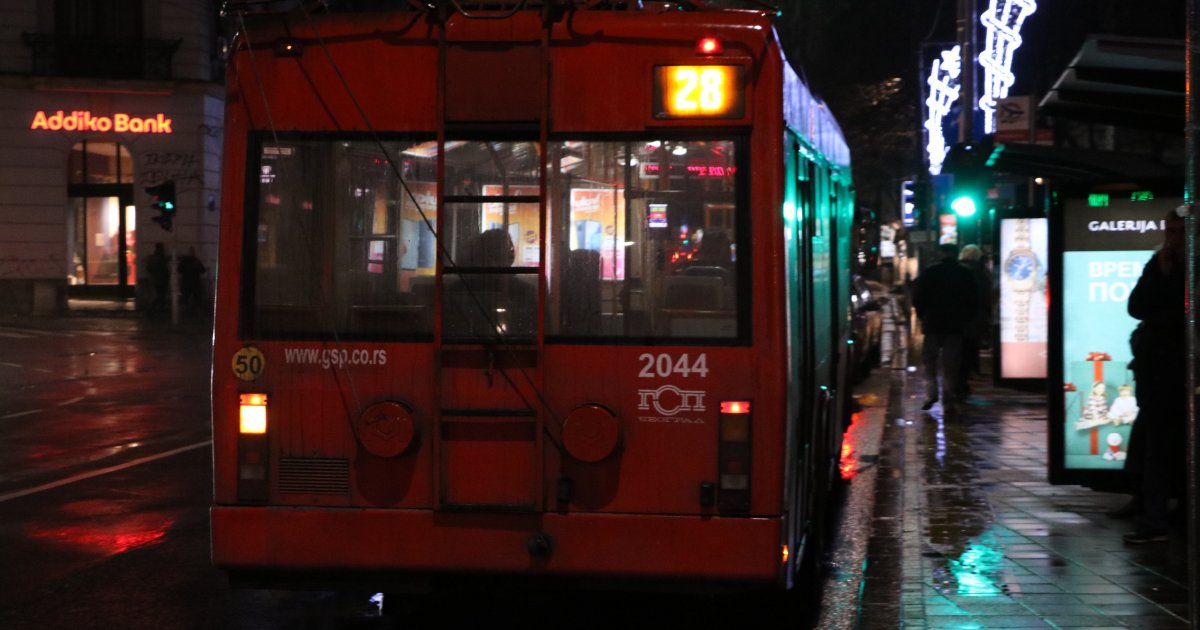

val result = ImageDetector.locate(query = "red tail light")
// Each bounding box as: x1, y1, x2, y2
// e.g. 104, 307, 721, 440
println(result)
718, 400, 752, 513
720, 400, 750, 414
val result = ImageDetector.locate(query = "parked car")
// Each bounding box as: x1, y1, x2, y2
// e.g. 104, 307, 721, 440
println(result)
850, 274, 885, 379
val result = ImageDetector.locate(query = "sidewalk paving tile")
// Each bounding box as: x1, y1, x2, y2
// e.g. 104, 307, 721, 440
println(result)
850, 328, 1191, 629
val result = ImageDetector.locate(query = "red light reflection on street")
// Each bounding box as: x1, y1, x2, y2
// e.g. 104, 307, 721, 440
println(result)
28, 501, 174, 555
839, 409, 867, 480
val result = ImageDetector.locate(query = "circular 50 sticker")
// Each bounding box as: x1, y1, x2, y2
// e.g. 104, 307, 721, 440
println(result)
232, 346, 265, 381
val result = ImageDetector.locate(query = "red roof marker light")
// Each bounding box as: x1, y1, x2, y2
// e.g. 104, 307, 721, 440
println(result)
697, 37, 723, 55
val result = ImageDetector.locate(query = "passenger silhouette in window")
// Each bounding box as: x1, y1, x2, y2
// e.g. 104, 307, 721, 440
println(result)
445, 228, 536, 339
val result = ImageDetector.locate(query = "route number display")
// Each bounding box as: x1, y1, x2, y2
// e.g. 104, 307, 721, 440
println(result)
653, 65, 744, 119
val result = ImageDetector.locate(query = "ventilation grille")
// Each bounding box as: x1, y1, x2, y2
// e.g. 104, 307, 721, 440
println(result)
278, 457, 350, 495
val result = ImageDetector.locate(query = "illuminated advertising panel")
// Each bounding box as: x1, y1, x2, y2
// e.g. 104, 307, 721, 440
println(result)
938, 213, 957, 244
1053, 196, 1178, 478
648, 203, 668, 229
901, 180, 916, 227
570, 188, 626, 280
482, 185, 540, 266
998, 217, 1048, 378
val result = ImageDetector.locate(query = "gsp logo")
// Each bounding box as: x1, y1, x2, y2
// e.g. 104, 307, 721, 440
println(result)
637, 385, 706, 416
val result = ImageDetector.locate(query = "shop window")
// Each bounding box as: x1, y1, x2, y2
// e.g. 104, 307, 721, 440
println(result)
66, 140, 135, 292
69, 140, 133, 185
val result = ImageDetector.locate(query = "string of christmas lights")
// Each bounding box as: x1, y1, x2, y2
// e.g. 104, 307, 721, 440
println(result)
925, 45, 961, 175
977, 0, 1038, 134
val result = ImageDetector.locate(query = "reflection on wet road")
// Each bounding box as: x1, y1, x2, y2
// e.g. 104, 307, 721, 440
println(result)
0, 320, 211, 494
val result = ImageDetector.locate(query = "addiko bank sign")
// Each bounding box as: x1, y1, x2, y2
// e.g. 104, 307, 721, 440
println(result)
30, 110, 173, 134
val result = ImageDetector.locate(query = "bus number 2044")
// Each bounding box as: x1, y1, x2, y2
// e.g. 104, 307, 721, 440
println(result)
637, 353, 709, 378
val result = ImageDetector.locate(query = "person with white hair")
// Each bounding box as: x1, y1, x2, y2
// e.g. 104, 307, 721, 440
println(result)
957, 244, 993, 398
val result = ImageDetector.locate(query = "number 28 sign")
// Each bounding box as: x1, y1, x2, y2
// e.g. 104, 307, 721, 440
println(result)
653, 65, 745, 119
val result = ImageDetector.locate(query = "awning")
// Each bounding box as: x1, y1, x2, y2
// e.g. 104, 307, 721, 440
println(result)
982, 141, 1180, 185
942, 35, 1186, 186
1038, 35, 1183, 134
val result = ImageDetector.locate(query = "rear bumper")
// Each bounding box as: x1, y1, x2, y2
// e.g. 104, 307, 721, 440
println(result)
212, 506, 782, 584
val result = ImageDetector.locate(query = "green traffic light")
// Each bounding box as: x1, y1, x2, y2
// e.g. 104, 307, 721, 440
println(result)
951, 196, 976, 217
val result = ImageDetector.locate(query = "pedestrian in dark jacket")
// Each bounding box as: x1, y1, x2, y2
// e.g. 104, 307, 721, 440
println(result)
1114, 210, 1186, 544
177, 247, 207, 312
145, 242, 169, 315
913, 243, 978, 414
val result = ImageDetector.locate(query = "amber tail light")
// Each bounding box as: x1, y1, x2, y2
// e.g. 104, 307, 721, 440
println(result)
237, 393, 269, 502
718, 400, 751, 513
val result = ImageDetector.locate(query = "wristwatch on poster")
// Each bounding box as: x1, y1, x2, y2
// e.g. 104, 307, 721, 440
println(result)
1004, 219, 1039, 342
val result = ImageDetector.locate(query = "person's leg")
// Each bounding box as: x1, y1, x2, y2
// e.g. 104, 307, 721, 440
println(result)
1110, 408, 1147, 518
922, 333, 942, 409
957, 335, 976, 397
1126, 400, 1173, 542
942, 334, 963, 411
1128, 431, 1169, 541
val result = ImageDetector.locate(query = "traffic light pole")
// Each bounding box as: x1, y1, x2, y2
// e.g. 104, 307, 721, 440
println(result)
146, 179, 180, 324
1186, 1, 1199, 625
170, 246, 180, 326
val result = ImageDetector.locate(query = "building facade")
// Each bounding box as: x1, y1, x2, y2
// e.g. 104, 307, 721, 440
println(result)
0, 0, 224, 314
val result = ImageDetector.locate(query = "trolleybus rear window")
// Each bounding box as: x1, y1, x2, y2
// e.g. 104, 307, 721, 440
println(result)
546, 139, 747, 342
241, 136, 746, 343
439, 140, 541, 342
244, 137, 439, 340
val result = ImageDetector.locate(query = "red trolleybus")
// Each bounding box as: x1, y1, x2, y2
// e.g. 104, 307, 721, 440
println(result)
212, 1, 855, 593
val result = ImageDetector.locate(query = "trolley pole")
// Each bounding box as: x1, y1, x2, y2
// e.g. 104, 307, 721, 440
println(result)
1187, 1, 1199, 626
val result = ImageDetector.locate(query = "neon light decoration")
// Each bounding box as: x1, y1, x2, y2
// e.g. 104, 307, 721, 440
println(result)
925, 45, 960, 176
978, 0, 1038, 134
30, 110, 174, 134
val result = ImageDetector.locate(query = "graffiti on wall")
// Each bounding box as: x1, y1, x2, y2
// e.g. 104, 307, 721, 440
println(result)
0, 254, 62, 279
197, 124, 223, 138
140, 152, 203, 186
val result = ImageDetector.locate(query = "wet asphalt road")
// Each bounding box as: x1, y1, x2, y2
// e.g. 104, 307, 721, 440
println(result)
0, 315, 221, 628
0, 314, 338, 629
0, 311, 882, 629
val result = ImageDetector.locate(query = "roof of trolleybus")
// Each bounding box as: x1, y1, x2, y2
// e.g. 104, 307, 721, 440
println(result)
226, 1, 849, 167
